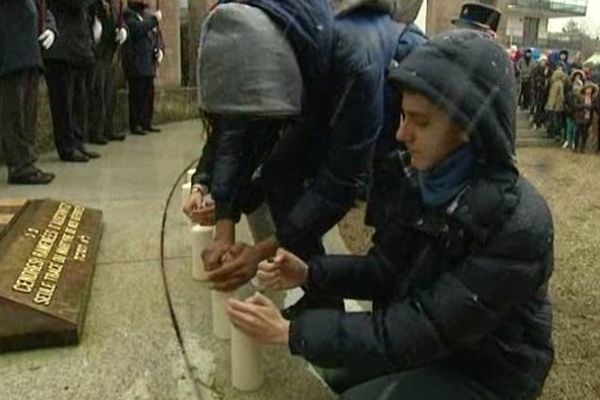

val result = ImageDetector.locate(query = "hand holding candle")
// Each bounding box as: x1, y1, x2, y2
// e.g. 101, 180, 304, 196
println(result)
256, 248, 308, 291
202, 239, 233, 273
183, 191, 215, 226
207, 242, 262, 292
227, 293, 290, 346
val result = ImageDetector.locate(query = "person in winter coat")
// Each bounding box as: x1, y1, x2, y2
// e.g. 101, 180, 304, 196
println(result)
226, 30, 554, 400
558, 49, 571, 74
86, 0, 129, 143
450, 2, 501, 39
195, 0, 424, 302
0, 0, 57, 184
545, 64, 567, 139
563, 69, 584, 149
531, 58, 552, 129
44, 0, 101, 162
574, 82, 599, 153
122, 0, 163, 135
517, 48, 535, 110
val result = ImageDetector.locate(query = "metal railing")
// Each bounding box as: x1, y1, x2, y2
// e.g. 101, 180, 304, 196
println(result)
507, 0, 587, 16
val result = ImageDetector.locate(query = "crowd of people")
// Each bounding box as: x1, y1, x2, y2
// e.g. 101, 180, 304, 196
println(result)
514, 46, 600, 153
0, 0, 165, 185
183, 1, 555, 399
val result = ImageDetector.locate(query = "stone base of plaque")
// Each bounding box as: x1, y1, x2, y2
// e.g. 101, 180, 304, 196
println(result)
0, 199, 103, 353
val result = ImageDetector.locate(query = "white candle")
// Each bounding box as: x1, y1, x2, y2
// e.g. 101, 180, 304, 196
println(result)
211, 290, 232, 340
181, 182, 192, 211
190, 224, 213, 281
231, 326, 264, 392
186, 168, 197, 185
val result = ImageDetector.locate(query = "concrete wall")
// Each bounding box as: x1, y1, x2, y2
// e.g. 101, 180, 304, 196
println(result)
426, 0, 463, 35
0, 83, 199, 165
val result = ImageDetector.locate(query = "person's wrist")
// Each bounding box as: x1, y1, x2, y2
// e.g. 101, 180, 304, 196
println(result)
278, 320, 290, 345
214, 220, 235, 244
255, 236, 278, 260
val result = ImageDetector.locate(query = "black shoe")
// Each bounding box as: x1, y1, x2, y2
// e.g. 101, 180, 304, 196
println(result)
60, 149, 89, 163
8, 166, 55, 185
281, 294, 344, 320
107, 133, 126, 141
130, 127, 147, 135
142, 126, 161, 133
78, 146, 100, 159
89, 135, 109, 145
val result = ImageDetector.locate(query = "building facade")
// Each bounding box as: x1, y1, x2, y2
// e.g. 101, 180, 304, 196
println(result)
426, 0, 588, 48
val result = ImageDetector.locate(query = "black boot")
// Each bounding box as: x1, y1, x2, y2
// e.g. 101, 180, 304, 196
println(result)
130, 127, 147, 135
78, 145, 101, 159
142, 126, 161, 133
8, 165, 55, 185
107, 132, 126, 141
89, 134, 109, 145
60, 149, 89, 162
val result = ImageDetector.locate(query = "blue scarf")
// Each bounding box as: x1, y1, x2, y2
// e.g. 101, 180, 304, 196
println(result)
418, 144, 475, 208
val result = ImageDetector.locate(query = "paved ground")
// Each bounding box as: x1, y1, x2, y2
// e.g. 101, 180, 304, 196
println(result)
0, 120, 338, 400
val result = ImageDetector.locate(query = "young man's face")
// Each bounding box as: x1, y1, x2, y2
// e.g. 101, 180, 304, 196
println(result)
397, 91, 466, 171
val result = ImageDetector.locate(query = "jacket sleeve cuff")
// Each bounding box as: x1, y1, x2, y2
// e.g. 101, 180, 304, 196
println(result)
191, 172, 211, 188
215, 203, 242, 223
288, 318, 304, 356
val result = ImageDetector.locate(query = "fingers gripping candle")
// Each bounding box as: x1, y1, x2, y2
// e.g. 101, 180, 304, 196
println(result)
190, 225, 213, 281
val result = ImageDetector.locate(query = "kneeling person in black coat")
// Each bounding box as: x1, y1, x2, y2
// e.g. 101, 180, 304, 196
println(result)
227, 30, 554, 400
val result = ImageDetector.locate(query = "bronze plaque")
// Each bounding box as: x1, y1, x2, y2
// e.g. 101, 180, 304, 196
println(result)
0, 199, 103, 352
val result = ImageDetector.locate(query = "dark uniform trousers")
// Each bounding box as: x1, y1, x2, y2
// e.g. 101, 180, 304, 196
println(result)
127, 75, 153, 131
0, 69, 40, 170
44, 61, 87, 158
326, 366, 500, 400
87, 58, 118, 138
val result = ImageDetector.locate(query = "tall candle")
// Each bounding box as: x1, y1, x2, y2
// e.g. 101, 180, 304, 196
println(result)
211, 290, 232, 340
231, 325, 264, 391
186, 168, 196, 185
190, 224, 213, 281
181, 182, 192, 211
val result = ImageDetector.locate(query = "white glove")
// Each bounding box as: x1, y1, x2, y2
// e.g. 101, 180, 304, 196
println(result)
38, 29, 56, 50
154, 10, 163, 22
92, 17, 103, 43
156, 49, 164, 64
115, 27, 128, 45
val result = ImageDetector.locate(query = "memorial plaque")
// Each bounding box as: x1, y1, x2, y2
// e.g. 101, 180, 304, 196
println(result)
0, 199, 103, 352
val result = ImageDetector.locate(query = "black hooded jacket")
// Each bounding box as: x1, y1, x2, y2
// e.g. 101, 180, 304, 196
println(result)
288, 30, 554, 400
